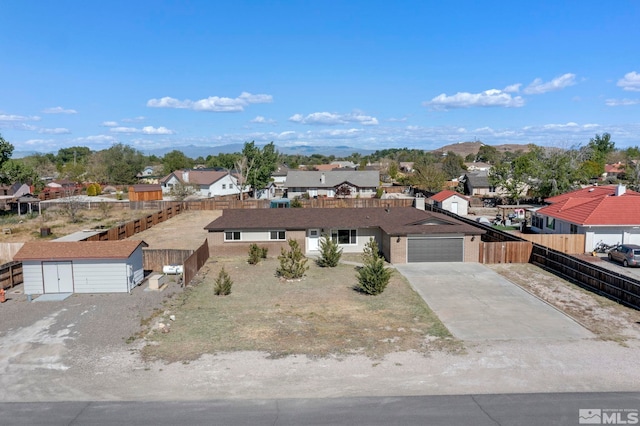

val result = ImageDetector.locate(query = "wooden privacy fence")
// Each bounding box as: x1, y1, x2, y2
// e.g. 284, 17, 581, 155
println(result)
81, 203, 184, 242
519, 234, 585, 254
531, 244, 640, 310
479, 241, 533, 264
143, 249, 194, 272
0, 261, 23, 290
183, 239, 210, 287
129, 197, 415, 211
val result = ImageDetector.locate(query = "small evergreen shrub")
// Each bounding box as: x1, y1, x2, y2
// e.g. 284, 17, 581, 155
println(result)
290, 197, 303, 208
355, 238, 392, 295
214, 267, 233, 295
248, 244, 268, 264
317, 234, 342, 267
277, 239, 309, 280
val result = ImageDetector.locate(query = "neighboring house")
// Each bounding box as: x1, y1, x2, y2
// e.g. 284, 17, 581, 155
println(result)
428, 190, 469, 216
269, 165, 289, 199
464, 162, 492, 172
285, 170, 379, 199
204, 206, 484, 263
128, 184, 163, 201
137, 165, 164, 183
331, 161, 357, 169
14, 240, 148, 294
46, 179, 77, 190
159, 169, 245, 198
530, 184, 640, 252
312, 164, 338, 171
0, 183, 31, 210
460, 171, 499, 197
604, 162, 625, 179
399, 162, 414, 173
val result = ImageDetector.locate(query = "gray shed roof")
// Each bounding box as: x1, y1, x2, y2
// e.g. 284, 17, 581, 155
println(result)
285, 170, 379, 188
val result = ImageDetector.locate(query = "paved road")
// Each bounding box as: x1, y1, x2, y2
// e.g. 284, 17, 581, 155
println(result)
2, 393, 638, 425
395, 263, 593, 341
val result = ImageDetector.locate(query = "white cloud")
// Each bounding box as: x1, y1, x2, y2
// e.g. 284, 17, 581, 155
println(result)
288, 111, 378, 125
250, 115, 276, 124
121, 116, 146, 123
503, 83, 522, 93
523, 73, 576, 94
42, 106, 78, 114
75, 135, 117, 144
102, 121, 118, 127
38, 128, 71, 135
606, 98, 640, 106
110, 126, 175, 135
0, 114, 40, 122
147, 92, 273, 112
424, 89, 525, 110
617, 71, 640, 92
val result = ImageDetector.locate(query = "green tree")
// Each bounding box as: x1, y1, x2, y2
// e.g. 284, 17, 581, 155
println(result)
317, 234, 343, 267
355, 238, 392, 295
56, 146, 92, 167
243, 141, 278, 198
0, 159, 40, 188
476, 145, 500, 164
99, 143, 146, 185
583, 133, 615, 177
214, 267, 233, 296
0, 134, 15, 182
442, 151, 465, 179
277, 239, 309, 279
248, 243, 268, 265
388, 160, 399, 180
162, 150, 194, 175
411, 159, 447, 192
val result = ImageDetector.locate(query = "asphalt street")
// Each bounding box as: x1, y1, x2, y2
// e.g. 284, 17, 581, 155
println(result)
2, 393, 639, 426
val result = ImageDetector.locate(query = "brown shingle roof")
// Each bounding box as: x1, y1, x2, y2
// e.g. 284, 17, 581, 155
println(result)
130, 184, 162, 192
14, 240, 148, 261
204, 207, 483, 236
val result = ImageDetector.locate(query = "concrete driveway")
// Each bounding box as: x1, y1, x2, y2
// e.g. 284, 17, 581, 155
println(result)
395, 263, 593, 341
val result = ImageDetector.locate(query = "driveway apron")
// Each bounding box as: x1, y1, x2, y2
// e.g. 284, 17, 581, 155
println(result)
395, 263, 593, 341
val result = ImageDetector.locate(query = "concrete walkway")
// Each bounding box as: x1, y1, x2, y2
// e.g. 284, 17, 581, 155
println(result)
395, 263, 593, 341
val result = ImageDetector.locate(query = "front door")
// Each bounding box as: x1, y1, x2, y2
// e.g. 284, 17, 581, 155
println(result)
42, 261, 74, 293
308, 229, 320, 251
451, 202, 459, 215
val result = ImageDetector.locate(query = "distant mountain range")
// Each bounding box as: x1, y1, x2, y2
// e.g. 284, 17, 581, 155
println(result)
14, 141, 532, 159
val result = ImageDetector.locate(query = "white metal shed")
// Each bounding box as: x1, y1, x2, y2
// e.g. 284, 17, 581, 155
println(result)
14, 240, 148, 295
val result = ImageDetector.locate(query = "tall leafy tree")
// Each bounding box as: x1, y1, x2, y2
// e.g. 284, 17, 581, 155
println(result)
162, 150, 194, 174
99, 143, 146, 185
56, 146, 92, 166
243, 141, 278, 198
411, 159, 447, 192
0, 134, 15, 177
442, 151, 465, 179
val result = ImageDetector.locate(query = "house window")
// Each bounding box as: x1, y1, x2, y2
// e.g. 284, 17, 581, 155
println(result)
546, 217, 555, 230
224, 231, 241, 241
270, 230, 286, 240
331, 229, 357, 245
222, 184, 226, 189
570, 224, 578, 234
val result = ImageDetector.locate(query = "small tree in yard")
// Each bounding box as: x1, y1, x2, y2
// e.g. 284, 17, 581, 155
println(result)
214, 267, 233, 296
355, 238, 392, 295
277, 239, 309, 280
317, 234, 342, 267
248, 243, 268, 265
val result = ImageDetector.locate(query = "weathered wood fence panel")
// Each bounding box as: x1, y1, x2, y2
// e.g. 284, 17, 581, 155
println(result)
519, 234, 585, 254
143, 249, 194, 272
479, 241, 533, 264
0, 261, 23, 290
531, 244, 640, 310
184, 239, 210, 287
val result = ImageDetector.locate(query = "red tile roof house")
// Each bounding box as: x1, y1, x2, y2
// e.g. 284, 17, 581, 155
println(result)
14, 240, 148, 295
428, 190, 470, 216
529, 184, 640, 253
204, 207, 484, 263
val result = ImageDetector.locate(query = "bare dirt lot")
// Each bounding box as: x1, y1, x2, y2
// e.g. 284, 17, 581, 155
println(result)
1, 210, 640, 401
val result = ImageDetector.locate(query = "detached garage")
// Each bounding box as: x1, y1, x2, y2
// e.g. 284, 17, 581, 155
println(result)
14, 240, 148, 295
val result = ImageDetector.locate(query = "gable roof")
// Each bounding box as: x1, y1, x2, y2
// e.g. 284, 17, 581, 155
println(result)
14, 240, 148, 261
204, 207, 484, 236
130, 184, 162, 192
160, 170, 232, 186
285, 171, 379, 188
463, 171, 491, 188
537, 185, 640, 226
429, 190, 468, 203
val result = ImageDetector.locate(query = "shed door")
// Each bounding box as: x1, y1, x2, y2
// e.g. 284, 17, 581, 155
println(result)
407, 237, 463, 262
42, 261, 74, 293
451, 202, 459, 215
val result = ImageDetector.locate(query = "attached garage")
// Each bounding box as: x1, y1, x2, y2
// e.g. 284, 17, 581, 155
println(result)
407, 235, 464, 262
14, 240, 148, 295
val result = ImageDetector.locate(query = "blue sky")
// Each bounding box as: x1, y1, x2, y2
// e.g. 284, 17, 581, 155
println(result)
1, 0, 640, 155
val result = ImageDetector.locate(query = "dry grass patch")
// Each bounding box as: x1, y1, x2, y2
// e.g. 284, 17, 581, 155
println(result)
141, 256, 458, 362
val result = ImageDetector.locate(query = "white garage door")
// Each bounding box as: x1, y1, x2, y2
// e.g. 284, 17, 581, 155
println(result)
407, 236, 463, 262
42, 261, 74, 293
